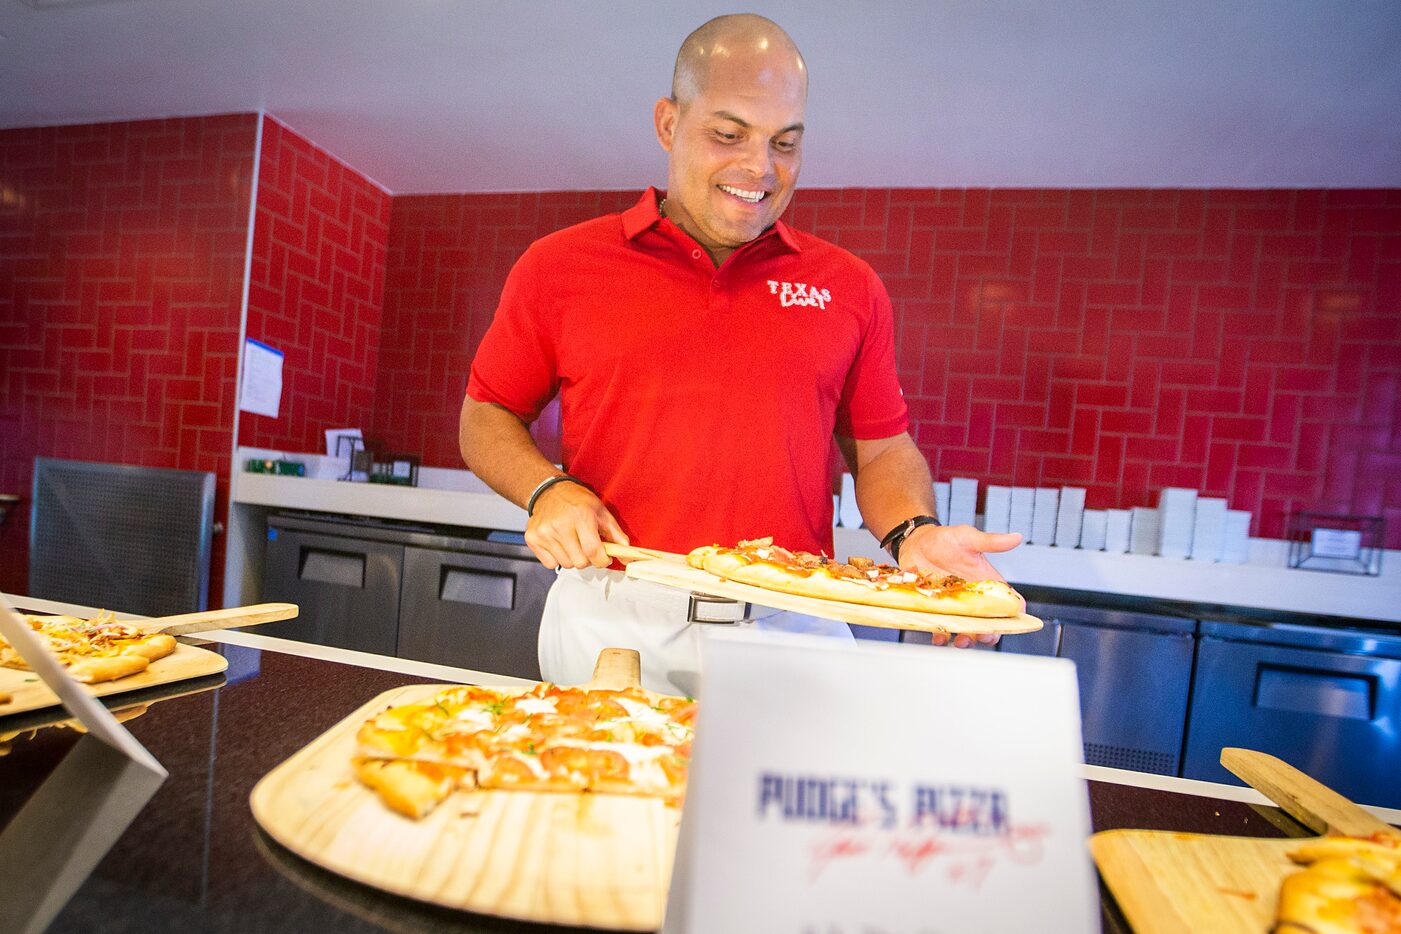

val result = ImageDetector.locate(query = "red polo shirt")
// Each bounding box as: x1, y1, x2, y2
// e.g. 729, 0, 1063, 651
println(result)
467, 188, 908, 556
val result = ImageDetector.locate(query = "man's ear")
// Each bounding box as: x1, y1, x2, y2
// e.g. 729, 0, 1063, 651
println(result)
653, 97, 678, 152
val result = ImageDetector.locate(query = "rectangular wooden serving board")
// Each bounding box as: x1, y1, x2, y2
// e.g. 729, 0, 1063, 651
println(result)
250, 660, 681, 931
622, 556, 1043, 636
0, 642, 228, 718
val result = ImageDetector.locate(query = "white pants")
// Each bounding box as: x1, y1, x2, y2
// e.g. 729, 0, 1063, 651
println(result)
537, 568, 854, 697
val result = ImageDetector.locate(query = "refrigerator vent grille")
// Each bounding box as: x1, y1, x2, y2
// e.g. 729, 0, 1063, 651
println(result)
29, 458, 215, 616
1085, 742, 1176, 776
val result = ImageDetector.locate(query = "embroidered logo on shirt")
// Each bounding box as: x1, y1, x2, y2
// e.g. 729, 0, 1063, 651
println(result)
767, 280, 832, 310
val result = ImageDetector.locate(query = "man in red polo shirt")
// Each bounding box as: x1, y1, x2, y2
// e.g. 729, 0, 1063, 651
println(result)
462, 14, 1021, 693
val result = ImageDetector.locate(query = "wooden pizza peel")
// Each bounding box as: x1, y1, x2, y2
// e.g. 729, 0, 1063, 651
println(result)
0, 602, 298, 717
1090, 748, 1399, 933
250, 648, 680, 931
603, 543, 1043, 636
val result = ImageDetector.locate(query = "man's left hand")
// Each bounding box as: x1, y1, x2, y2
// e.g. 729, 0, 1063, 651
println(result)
896, 524, 1023, 649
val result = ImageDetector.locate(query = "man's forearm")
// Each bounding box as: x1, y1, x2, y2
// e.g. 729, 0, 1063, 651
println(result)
459, 397, 563, 509
840, 434, 937, 539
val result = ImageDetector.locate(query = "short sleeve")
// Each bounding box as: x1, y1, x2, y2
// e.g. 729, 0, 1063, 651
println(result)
834, 266, 910, 440
465, 247, 560, 423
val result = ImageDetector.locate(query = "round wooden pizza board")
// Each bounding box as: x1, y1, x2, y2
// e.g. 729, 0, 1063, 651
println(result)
249, 649, 681, 931
619, 555, 1043, 636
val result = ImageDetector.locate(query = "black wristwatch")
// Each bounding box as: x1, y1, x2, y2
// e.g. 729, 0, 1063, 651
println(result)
879, 514, 940, 563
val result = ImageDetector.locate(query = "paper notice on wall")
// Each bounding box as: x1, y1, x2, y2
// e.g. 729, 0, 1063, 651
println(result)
239, 338, 284, 418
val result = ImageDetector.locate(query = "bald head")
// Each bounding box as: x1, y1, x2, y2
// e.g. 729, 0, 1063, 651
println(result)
670, 13, 807, 107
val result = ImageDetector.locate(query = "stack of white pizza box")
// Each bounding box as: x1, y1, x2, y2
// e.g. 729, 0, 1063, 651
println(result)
954, 480, 1255, 564
843, 475, 1255, 566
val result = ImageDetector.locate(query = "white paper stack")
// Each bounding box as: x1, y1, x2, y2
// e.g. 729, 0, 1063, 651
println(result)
1220, 510, 1252, 564
933, 481, 951, 526
838, 473, 863, 529
1030, 488, 1060, 545
1054, 487, 1087, 548
1104, 509, 1132, 553
1009, 487, 1036, 540
948, 477, 978, 528
983, 485, 1012, 534
1156, 487, 1198, 559
1130, 507, 1160, 555
1189, 497, 1228, 561
1080, 509, 1108, 551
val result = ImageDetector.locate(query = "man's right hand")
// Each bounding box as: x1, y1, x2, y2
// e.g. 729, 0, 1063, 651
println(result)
523, 480, 629, 570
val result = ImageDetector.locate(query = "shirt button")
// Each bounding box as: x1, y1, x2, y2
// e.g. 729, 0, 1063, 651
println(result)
691, 249, 702, 260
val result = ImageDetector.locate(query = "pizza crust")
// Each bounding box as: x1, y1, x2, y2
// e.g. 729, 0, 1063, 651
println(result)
66, 654, 152, 684
354, 758, 464, 820
689, 544, 1024, 618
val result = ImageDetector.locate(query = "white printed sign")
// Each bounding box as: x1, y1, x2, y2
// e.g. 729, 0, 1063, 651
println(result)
664, 629, 1097, 934
1311, 527, 1363, 560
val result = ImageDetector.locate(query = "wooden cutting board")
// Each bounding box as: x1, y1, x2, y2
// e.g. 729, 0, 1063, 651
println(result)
0, 603, 295, 717
622, 556, 1042, 635
250, 649, 681, 931
1090, 748, 1399, 933
0, 643, 227, 717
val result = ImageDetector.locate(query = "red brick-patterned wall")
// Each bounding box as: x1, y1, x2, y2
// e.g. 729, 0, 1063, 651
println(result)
371, 188, 1401, 546
0, 115, 259, 598
371, 192, 639, 466
240, 117, 392, 453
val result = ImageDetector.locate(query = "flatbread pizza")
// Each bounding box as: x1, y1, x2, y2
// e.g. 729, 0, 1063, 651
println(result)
0, 611, 176, 684
686, 537, 1024, 618
354, 681, 695, 819
1274, 832, 1401, 933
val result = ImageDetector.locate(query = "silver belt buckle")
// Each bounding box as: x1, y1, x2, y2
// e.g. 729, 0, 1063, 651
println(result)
687, 592, 750, 624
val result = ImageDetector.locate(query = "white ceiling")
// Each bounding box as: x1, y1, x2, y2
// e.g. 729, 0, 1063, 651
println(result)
2, 0, 1399, 194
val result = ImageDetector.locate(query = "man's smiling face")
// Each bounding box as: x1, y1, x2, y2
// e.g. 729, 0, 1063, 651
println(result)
654, 44, 806, 264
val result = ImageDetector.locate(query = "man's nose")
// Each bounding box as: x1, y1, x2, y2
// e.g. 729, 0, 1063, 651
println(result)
735, 138, 773, 179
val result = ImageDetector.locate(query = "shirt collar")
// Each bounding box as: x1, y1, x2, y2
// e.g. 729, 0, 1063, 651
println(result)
622, 187, 802, 254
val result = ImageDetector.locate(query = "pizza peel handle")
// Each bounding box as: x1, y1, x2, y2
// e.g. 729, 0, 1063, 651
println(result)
139, 603, 300, 637
586, 648, 643, 691
1220, 747, 1393, 837
601, 542, 687, 564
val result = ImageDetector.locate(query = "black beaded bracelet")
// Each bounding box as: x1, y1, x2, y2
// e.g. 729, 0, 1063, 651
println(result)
525, 474, 593, 516
879, 514, 941, 563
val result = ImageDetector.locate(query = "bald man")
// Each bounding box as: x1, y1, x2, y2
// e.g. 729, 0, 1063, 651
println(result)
461, 15, 1021, 694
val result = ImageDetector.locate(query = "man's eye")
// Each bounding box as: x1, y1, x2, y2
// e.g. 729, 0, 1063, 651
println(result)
773, 138, 798, 153
714, 130, 740, 143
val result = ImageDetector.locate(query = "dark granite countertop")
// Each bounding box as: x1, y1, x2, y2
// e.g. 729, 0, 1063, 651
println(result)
0, 643, 1372, 933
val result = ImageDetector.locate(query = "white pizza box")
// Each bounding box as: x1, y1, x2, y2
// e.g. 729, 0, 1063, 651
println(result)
1054, 487, 1087, 548
948, 477, 978, 528
1130, 507, 1160, 556
983, 485, 1013, 534
1080, 509, 1108, 551
838, 473, 863, 529
1220, 510, 1253, 564
1156, 487, 1198, 559
1104, 508, 1132, 554
1030, 487, 1060, 545
933, 481, 951, 526
1009, 487, 1036, 540
1189, 497, 1229, 562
